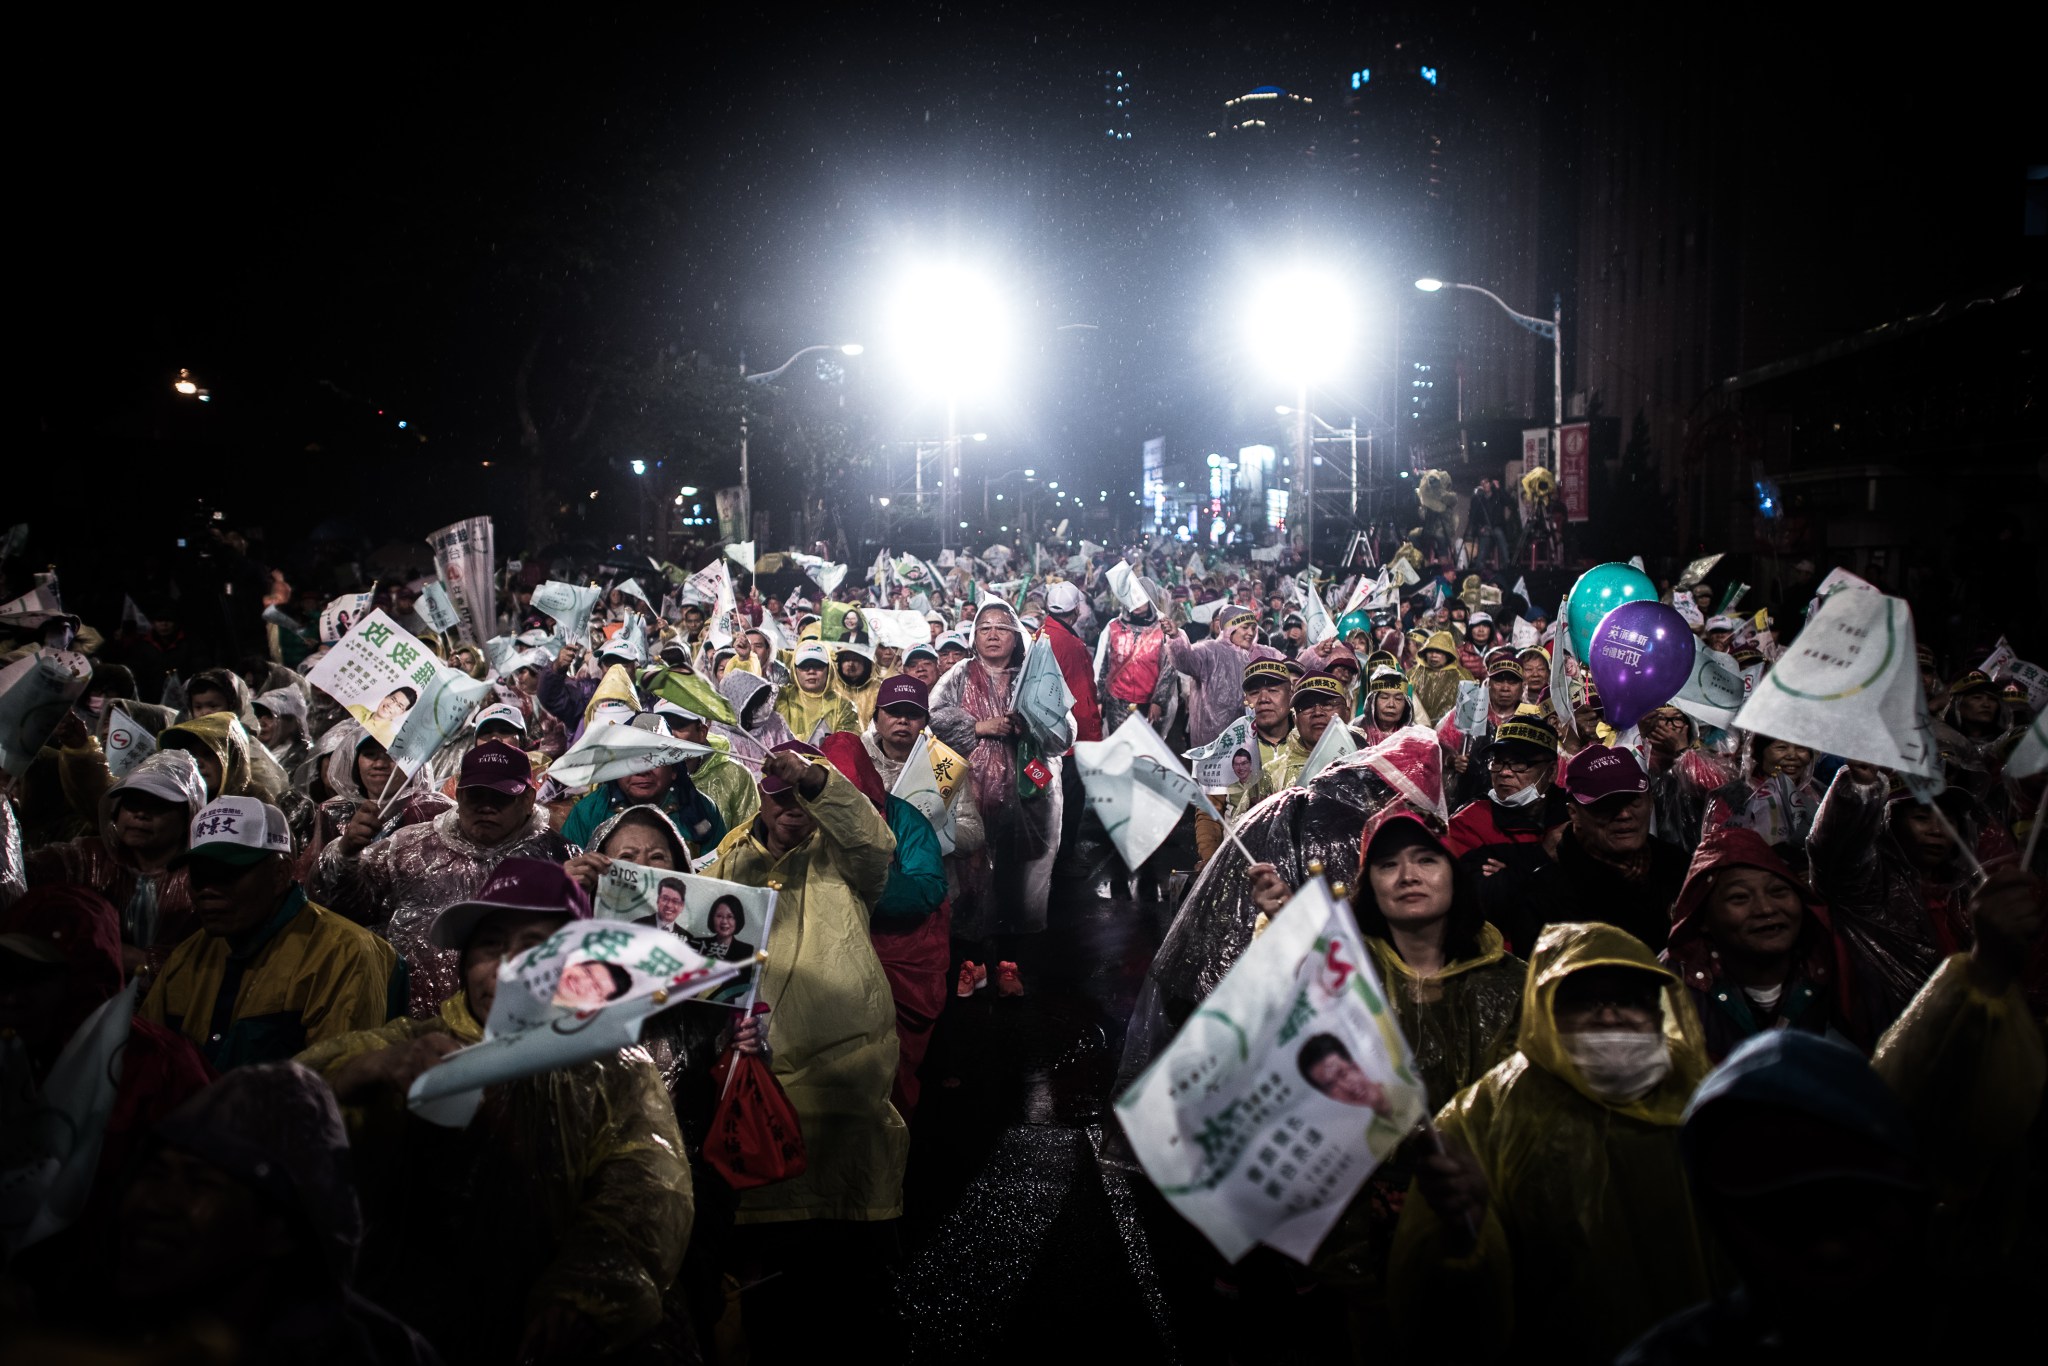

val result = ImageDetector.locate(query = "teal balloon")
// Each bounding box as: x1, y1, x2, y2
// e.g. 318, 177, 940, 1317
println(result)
1566, 562, 1658, 659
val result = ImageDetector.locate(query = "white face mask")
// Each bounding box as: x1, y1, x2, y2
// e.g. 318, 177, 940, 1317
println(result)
1562, 1030, 1671, 1103
1491, 782, 1542, 808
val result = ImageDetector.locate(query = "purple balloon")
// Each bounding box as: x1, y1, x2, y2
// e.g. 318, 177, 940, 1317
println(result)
1585, 601, 1696, 730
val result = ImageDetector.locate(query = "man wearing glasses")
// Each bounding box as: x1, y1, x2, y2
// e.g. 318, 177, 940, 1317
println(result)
1444, 716, 1569, 942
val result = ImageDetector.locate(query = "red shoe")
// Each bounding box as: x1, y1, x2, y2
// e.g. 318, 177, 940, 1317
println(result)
956, 961, 982, 998
996, 961, 1024, 997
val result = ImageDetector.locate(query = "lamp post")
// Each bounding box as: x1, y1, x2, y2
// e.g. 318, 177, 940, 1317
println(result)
889, 263, 1011, 547
1414, 278, 1561, 472
1245, 268, 1353, 561
740, 343, 863, 542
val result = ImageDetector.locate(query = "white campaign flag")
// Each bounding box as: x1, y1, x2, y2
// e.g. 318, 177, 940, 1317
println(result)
425, 515, 495, 643
1979, 636, 2017, 681
1669, 645, 1748, 731
2007, 659, 2048, 710
865, 608, 934, 651
1186, 712, 1256, 791
1075, 714, 1219, 870
1298, 572, 1337, 645
385, 670, 496, 777
306, 611, 478, 776
1297, 718, 1356, 787
417, 581, 462, 635
121, 595, 152, 632
0, 583, 66, 630
1106, 561, 1152, 614
549, 721, 713, 790
1249, 544, 1285, 564
891, 733, 956, 855
0, 650, 92, 778
1388, 557, 1419, 588
1187, 598, 1238, 626
684, 560, 739, 647
409, 920, 748, 1127
1671, 590, 1705, 628
103, 706, 157, 779
1116, 877, 1428, 1264
1512, 575, 1531, 603
1731, 590, 1940, 777
320, 590, 375, 645
532, 581, 604, 650
725, 541, 757, 573
3, 978, 140, 1254
2007, 714, 2047, 781
1510, 618, 1539, 650
1014, 632, 1076, 751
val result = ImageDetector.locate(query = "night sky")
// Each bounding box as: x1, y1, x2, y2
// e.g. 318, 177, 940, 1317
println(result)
18, 5, 2038, 603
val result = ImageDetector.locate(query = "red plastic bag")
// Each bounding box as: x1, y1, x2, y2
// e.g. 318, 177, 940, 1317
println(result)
705, 1048, 808, 1189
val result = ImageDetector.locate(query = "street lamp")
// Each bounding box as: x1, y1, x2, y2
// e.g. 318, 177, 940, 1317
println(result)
1245, 268, 1354, 559
1413, 277, 1562, 473
889, 263, 1011, 536
736, 342, 863, 545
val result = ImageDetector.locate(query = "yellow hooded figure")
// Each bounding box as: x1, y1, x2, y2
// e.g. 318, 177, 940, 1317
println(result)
1389, 922, 1721, 1362
582, 663, 642, 730
1408, 629, 1470, 725
158, 712, 270, 804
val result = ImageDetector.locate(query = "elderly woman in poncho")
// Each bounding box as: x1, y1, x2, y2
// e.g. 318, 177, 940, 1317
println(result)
929, 601, 1074, 945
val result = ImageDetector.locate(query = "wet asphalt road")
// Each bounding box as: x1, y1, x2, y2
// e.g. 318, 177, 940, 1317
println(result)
893, 848, 1188, 1364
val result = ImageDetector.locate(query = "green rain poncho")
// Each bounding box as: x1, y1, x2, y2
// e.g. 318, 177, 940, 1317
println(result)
1389, 921, 1723, 1362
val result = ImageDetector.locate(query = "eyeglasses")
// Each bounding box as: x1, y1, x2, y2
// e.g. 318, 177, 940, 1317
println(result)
1487, 754, 1538, 772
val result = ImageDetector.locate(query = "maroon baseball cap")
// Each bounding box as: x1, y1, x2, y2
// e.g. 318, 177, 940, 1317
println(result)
426, 856, 592, 950
459, 744, 533, 795
1564, 744, 1649, 804
877, 675, 930, 716
761, 740, 824, 796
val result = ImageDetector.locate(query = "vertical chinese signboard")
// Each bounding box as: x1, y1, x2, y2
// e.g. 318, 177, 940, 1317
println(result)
1558, 422, 1591, 523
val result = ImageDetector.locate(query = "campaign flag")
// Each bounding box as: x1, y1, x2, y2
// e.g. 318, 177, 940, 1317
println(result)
417, 581, 462, 635
1187, 551, 1205, 580
1249, 544, 1286, 564
408, 919, 749, 1127
1979, 636, 2017, 682
549, 721, 713, 790
103, 706, 157, 779
121, 595, 152, 632
1674, 554, 1724, 591
1512, 574, 1532, 604
307, 611, 465, 767
1187, 713, 1258, 791
2007, 713, 2047, 781
1075, 714, 1221, 870
1731, 590, 1940, 778
2, 976, 140, 1254
1106, 561, 1152, 615
0, 650, 91, 778
532, 581, 604, 652
646, 667, 738, 726
684, 560, 739, 647
1298, 573, 1337, 645
892, 555, 934, 587
1014, 632, 1076, 751
424, 515, 495, 644
593, 864, 774, 1004
725, 542, 758, 574
384, 669, 495, 777
1669, 645, 1748, 731
865, 609, 933, 651
1453, 679, 1488, 738
1510, 618, 1539, 650
1671, 591, 1705, 628
317, 589, 374, 647
1187, 598, 1238, 626
1297, 718, 1356, 787
0, 582, 66, 630
891, 733, 958, 854
1116, 876, 1428, 1263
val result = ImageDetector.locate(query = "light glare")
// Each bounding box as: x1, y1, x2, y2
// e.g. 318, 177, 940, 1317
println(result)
1245, 268, 1354, 382
887, 263, 1011, 396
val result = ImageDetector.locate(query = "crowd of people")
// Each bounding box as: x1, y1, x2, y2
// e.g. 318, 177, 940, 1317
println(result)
1, 526, 2042, 1363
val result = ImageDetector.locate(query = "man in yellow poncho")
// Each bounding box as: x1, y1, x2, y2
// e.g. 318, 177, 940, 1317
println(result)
774, 641, 859, 740
708, 741, 905, 1356
1390, 921, 1723, 1361
296, 857, 695, 1365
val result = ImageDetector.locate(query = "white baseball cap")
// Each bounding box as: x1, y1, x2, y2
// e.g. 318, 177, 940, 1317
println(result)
175, 796, 292, 868
1044, 581, 1084, 614
793, 642, 832, 669
472, 703, 527, 734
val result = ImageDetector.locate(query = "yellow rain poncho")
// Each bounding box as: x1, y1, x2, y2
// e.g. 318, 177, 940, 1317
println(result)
688, 733, 760, 835
1390, 922, 1722, 1361
709, 762, 907, 1223
583, 662, 640, 727
774, 678, 859, 742
297, 991, 693, 1359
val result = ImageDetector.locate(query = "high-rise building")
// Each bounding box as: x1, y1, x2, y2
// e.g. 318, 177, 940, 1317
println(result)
1204, 85, 1323, 168
1099, 68, 1134, 143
